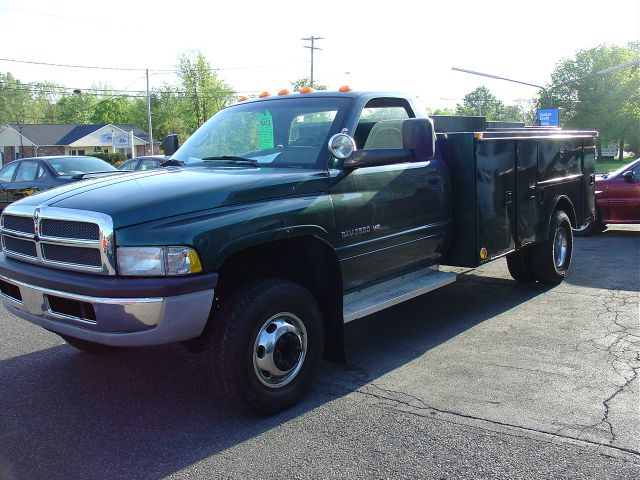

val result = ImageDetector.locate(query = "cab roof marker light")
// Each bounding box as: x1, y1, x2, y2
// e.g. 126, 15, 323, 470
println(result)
299, 87, 315, 94
259, 91, 271, 98
237, 96, 249, 102
278, 89, 291, 95
338, 85, 352, 92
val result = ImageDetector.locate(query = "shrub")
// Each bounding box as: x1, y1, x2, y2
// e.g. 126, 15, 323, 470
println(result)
90, 153, 127, 166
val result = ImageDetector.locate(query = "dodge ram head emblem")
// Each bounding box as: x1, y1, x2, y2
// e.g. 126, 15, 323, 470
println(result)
33, 208, 40, 239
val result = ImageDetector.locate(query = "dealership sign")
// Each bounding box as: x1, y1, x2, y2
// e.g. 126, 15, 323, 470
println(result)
99, 132, 130, 146
536, 108, 560, 127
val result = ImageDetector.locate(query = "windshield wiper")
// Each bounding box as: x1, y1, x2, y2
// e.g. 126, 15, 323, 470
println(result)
200, 156, 258, 167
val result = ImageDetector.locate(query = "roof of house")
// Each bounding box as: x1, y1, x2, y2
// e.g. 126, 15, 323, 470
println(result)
7, 124, 157, 146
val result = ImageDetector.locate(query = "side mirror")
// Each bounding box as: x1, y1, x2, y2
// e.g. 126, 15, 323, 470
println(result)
161, 134, 179, 156
402, 118, 435, 161
328, 131, 356, 159
622, 171, 634, 180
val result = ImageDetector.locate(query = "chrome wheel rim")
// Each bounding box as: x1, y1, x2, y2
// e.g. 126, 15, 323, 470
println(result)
554, 227, 569, 268
253, 313, 307, 389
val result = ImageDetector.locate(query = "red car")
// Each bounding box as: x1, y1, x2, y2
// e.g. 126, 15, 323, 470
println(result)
574, 158, 640, 236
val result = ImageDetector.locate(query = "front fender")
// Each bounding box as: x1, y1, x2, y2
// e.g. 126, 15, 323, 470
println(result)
115, 194, 337, 272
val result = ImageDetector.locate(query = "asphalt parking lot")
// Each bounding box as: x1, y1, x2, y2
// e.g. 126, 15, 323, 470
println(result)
0, 225, 638, 479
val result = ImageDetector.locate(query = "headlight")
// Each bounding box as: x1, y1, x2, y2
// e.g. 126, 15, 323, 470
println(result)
117, 246, 203, 276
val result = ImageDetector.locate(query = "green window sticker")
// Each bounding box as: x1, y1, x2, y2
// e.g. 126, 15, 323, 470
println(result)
258, 111, 274, 149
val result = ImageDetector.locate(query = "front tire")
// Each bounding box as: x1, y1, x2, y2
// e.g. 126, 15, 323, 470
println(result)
208, 279, 324, 414
531, 210, 573, 284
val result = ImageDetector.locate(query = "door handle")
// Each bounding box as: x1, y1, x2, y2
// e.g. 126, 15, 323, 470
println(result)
505, 191, 513, 205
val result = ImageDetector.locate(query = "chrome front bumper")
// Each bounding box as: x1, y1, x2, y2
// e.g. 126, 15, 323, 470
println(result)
0, 274, 215, 347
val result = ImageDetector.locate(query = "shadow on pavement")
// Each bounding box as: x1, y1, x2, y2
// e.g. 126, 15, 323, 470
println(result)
0, 272, 551, 480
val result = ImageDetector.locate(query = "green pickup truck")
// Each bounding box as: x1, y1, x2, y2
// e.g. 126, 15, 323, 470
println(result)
0, 90, 597, 413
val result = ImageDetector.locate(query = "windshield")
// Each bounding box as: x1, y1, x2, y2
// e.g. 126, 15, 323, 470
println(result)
46, 157, 116, 175
172, 96, 351, 169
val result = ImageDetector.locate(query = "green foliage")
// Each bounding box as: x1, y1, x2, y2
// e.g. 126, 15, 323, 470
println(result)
431, 107, 456, 116
542, 42, 639, 155
89, 152, 126, 165
0, 49, 235, 145
176, 50, 235, 133
455, 86, 522, 121
291, 77, 327, 92
90, 96, 129, 124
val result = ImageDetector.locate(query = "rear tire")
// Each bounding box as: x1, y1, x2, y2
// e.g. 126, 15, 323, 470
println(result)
59, 335, 117, 354
506, 247, 535, 282
531, 210, 573, 285
208, 279, 324, 414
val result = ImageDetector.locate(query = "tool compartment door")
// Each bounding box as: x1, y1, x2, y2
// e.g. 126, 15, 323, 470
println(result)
475, 140, 516, 260
515, 140, 538, 247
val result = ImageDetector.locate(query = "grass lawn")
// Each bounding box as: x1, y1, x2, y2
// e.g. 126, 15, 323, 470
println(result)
595, 157, 636, 174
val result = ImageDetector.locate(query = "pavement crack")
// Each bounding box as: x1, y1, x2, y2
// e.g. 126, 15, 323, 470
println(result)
355, 383, 640, 458
581, 291, 640, 444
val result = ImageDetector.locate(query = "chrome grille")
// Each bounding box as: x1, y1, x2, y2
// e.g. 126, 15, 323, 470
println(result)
40, 219, 100, 240
0, 205, 115, 275
42, 243, 102, 267
2, 215, 35, 235
3, 236, 37, 258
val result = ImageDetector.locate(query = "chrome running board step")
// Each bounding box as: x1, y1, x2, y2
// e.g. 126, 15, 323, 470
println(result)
343, 266, 456, 323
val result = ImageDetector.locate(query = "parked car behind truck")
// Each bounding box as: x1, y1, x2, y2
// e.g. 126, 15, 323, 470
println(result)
574, 157, 640, 235
0, 90, 597, 413
0, 156, 117, 212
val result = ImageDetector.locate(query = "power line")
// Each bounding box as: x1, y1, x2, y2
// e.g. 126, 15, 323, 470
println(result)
0, 57, 307, 73
0, 82, 262, 97
0, 57, 170, 72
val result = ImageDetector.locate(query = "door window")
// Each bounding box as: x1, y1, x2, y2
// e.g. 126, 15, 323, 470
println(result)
0, 162, 18, 182
354, 98, 413, 149
119, 160, 136, 171
139, 159, 161, 170
14, 161, 39, 182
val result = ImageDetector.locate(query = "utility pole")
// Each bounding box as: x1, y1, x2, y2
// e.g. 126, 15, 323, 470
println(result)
302, 36, 324, 87
146, 69, 153, 154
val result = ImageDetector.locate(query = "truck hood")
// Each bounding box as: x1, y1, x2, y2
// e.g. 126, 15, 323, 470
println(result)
16, 166, 330, 228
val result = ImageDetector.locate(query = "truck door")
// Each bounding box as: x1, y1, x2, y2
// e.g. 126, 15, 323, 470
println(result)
7, 161, 40, 204
515, 140, 538, 247
0, 161, 18, 210
332, 99, 447, 290
475, 140, 516, 259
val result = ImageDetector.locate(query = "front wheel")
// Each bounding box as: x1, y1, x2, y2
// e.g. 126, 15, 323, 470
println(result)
531, 210, 573, 284
208, 279, 324, 414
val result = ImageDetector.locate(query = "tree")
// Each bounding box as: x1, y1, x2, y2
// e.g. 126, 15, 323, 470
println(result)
176, 50, 235, 133
291, 77, 327, 92
455, 86, 521, 121
543, 42, 640, 157
0, 72, 35, 124
56, 91, 98, 124
90, 96, 129, 124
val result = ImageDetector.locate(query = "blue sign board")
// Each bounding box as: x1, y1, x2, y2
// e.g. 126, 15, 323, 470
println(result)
536, 108, 560, 127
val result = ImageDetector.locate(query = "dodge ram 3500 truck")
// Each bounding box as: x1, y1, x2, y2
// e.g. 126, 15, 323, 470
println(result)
0, 90, 597, 413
